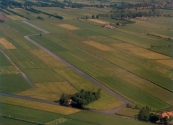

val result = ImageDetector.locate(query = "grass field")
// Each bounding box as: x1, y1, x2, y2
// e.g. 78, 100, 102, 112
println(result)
66, 111, 155, 125
116, 108, 140, 117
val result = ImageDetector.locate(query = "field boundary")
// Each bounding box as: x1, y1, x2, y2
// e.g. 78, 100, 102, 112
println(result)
0, 49, 35, 88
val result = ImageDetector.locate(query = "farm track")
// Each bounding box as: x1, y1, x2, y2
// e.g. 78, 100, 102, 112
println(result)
21, 21, 133, 114
0, 49, 35, 88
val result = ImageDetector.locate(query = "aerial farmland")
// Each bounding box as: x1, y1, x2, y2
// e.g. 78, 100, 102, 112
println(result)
0, 0, 173, 124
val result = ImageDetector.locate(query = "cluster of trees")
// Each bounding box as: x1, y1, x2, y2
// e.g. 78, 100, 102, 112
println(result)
59, 89, 101, 108
26, 8, 63, 19
0, 0, 22, 9
0, 9, 10, 15
137, 106, 172, 125
37, 16, 44, 20
6, 9, 29, 20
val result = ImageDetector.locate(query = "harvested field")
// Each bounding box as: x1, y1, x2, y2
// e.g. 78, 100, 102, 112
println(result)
84, 41, 113, 51
19, 82, 77, 101
113, 42, 171, 59
156, 59, 173, 68
0, 13, 10, 20
0, 38, 16, 49
58, 24, 79, 30
88, 19, 109, 24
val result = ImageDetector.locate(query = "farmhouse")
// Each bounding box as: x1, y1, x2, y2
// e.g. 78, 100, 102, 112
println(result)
160, 111, 173, 119
104, 24, 115, 29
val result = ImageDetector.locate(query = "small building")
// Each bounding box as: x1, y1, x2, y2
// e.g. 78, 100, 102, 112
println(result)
160, 111, 173, 119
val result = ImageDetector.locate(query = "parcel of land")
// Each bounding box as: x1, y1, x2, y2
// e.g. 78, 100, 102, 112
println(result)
0, 0, 173, 124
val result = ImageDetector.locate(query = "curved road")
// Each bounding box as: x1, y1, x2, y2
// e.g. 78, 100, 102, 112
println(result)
1, 21, 133, 114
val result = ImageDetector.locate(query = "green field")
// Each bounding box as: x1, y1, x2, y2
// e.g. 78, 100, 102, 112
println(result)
0, 2, 173, 124
116, 108, 140, 117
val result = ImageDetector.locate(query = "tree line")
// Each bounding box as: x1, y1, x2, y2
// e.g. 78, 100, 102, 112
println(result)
6, 9, 29, 20
26, 8, 63, 20
59, 89, 101, 108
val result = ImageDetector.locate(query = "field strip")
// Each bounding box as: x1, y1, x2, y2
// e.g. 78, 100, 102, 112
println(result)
0, 94, 80, 115
0, 49, 35, 88
23, 21, 133, 114
87, 19, 109, 24
58, 24, 79, 30
0, 38, 16, 49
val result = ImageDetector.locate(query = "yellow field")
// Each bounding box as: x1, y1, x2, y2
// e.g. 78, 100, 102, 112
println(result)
84, 41, 113, 51
156, 59, 173, 68
0, 95, 80, 115
113, 43, 171, 59
30, 50, 66, 68
5, 15, 26, 20
88, 19, 109, 24
58, 24, 79, 30
0, 66, 19, 74
0, 38, 16, 49
19, 82, 77, 101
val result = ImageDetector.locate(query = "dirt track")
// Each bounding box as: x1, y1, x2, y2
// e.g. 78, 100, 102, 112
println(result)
0, 21, 133, 115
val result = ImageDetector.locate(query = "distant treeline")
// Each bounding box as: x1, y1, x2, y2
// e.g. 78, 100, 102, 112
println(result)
109, 9, 161, 19
0, 0, 172, 10
0, 8, 10, 15
59, 89, 101, 108
26, 8, 63, 19
6, 9, 29, 20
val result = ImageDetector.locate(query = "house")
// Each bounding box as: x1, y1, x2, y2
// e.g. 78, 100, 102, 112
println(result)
160, 111, 173, 119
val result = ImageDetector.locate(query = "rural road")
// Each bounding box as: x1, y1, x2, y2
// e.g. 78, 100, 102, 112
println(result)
0, 49, 35, 88
1, 21, 133, 115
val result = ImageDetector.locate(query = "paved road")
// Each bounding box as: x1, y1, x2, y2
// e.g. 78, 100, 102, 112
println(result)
0, 49, 35, 88
0, 92, 59, 105
1, 21, 133, 115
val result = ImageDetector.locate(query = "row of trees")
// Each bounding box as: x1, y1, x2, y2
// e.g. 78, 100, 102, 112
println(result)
26, 8, 63, 19
110, 9, 161, 18
6, 9, 29, 20
59, 89, 101, 108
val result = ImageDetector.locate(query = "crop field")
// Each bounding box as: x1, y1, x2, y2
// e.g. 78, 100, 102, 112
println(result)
0, 95, 80, 115
5, 15, 26, 20
0, 38, 16, 49
0, 21, 122, 111
87, 19, 109, 24
66, 111, 155, 125
116, 108, 139, 117
30, 33, 170, 109
0, 2, 173, 124
58, 24, 80, 30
